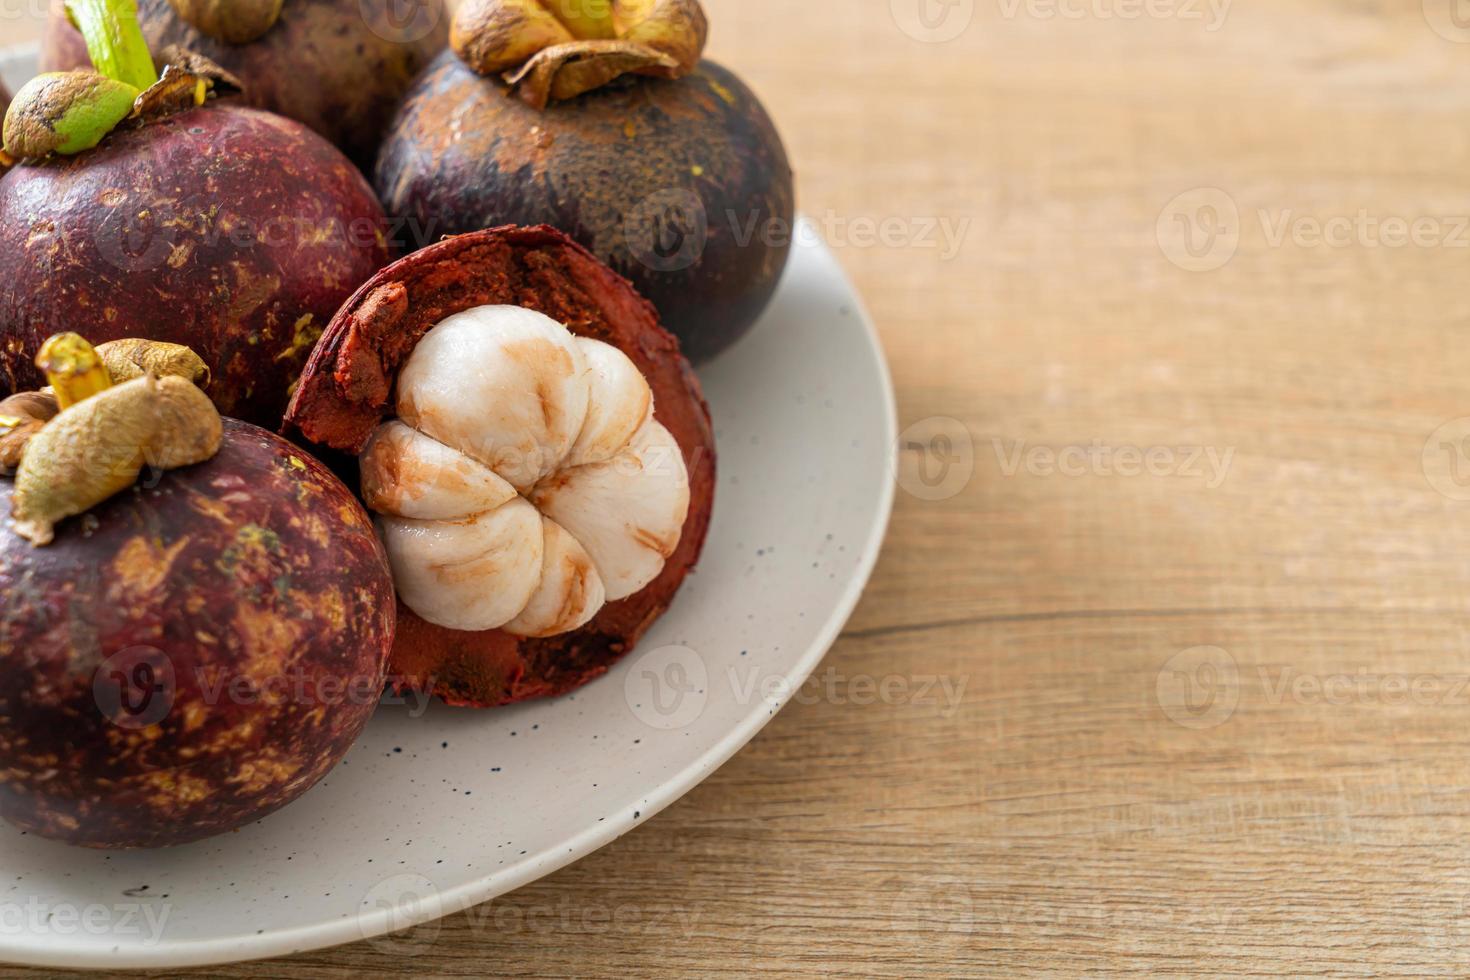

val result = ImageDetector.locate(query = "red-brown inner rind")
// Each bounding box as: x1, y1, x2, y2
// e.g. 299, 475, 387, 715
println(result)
284, 225, 716, 708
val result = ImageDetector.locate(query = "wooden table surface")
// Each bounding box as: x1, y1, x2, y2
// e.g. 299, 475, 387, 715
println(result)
12, 0, 1470, 975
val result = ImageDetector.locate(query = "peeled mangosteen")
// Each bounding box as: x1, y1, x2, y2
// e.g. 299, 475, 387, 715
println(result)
0, 335, 395, 848
3, 0, 391, 428
42, 0, 447, 168
374, 0, 794, 364
284, 224, 716, 707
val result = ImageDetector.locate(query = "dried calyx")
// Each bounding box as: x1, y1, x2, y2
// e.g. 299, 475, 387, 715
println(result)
452, 0, 708, 109
0, 394, 58, 475
0, 338, 196, 464
0, 72, 139, 159
2, 0, 240, 162
360, 305, 691, 638
95, 337, 212, 387
164, 0, 285, 45
6, 333, 222, 546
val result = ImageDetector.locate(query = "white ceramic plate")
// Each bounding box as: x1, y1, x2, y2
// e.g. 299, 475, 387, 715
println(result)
0, 47, 896, 970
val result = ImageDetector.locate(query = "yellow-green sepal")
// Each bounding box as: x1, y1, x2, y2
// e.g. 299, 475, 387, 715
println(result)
2, 72, 141, 160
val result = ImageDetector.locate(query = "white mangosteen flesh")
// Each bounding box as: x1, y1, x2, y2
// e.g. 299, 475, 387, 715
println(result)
361, 305, 690, 637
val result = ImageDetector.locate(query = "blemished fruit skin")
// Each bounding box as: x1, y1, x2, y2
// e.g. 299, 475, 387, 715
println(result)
41, 0, 448, 168
374, 53, 795, 364
0, 103, 391, 429
0, 419, 396, 849
284, 225, 716, 708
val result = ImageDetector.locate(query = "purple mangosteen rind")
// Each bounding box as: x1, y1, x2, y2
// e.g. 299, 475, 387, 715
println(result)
0, 100, 391, 429
0, 417, 396, 849
4, 0, 393, 429
43, 0, 449, 168
375, 49, 795, 365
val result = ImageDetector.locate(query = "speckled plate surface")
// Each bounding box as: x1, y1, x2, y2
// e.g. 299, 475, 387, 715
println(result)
0, 47, 897, 970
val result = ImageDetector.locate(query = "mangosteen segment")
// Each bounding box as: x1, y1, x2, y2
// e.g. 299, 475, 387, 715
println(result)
361, 304, 691, 638
284, 224, 716, 708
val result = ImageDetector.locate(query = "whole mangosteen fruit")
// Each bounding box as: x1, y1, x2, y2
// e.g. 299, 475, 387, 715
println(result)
284, 224, 716, 707
42, 0, 448, 168
374, 0, 794, 364
0, 335, 395, 848
3, 1, 391, 429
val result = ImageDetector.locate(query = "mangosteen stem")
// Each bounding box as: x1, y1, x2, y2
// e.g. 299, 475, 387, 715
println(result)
66, 0, 159, 92
36, 333, 113, 410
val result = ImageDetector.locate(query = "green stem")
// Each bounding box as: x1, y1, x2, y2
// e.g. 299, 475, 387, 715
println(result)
65, 0, 158, 91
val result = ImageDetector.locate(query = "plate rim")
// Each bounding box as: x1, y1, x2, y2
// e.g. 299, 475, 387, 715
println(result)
0, 164, 897, 966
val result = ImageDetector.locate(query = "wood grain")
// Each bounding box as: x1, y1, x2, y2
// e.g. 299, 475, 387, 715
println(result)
11, 0, 1470, 974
